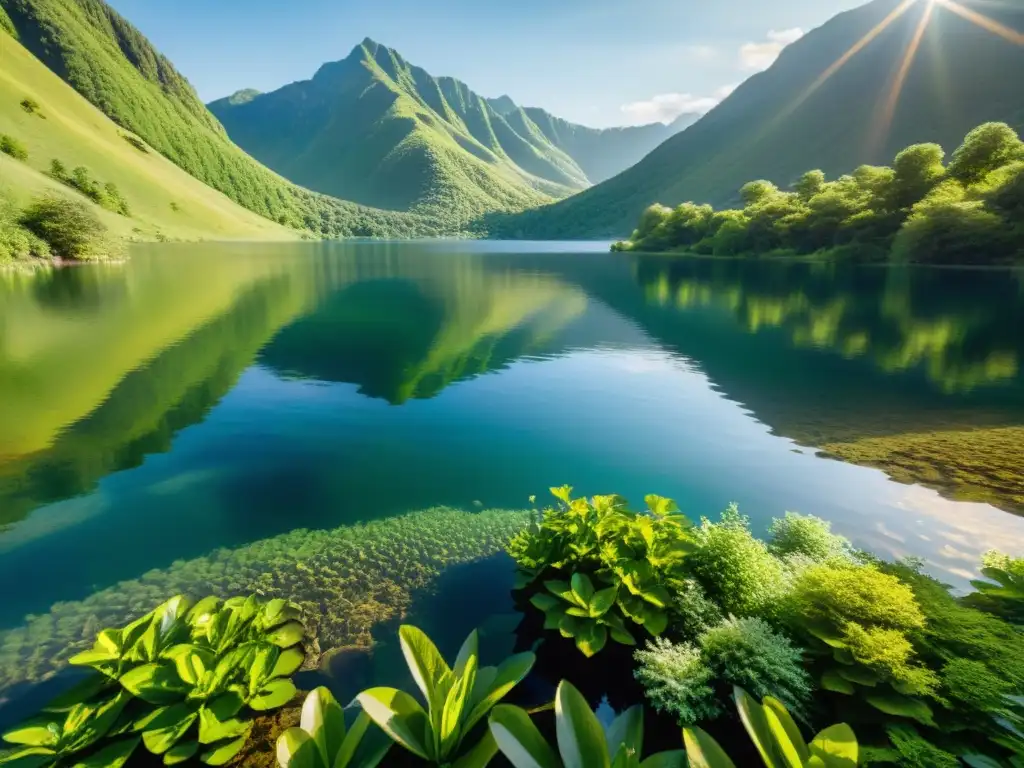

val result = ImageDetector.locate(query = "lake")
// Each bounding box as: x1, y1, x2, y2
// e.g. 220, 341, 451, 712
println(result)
1, 241, 1023, 722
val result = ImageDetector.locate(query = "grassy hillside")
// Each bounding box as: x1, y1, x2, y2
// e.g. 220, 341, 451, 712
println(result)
0, 30, 294, 247
493, 0, 1024, 239
208, 39, 582, 220
0, 0, 445, 237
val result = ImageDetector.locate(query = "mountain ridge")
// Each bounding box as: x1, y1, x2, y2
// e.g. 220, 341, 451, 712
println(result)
208, 38, 693, 212
490, 0, 1024, 238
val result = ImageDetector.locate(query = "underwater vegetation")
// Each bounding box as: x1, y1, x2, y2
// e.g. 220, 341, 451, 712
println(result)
0, 508, 529, 692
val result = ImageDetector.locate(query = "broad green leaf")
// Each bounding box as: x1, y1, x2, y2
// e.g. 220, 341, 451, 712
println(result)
530, 594, 561, 613
67, 650, 117, 669
550, 486, 573, 506
199, 726, 251, 766
0, 747, 56, 768
334, 710, 378, 768
645, 495, 679, 516
807, 724, 857, 768
172, 647, 215, 687
565, 607, 591, 618
251, 679, 297, 711
71, 736, 139, 767
141, 705, 198, 755
247, 645, 279, 692
639, 586, 670, 609
162, 740, 199, 765
734, 688, 779, 768
763, 697, 808, 765
865, 693, 934, 726
641, 610, 668, 637
962, 755, 1007, 768
542, 609, 565, 631
2, 718, 60, 747
355, 688, 430, 760
95, 629, 122, 655
469, 667, 498, 712
454, 631, 479, 677
441, 656, 477, 757
186, 597, 221, 627
571, 573, 596, 605
836, 666, 878, 686
806, 624, 847, 649
63, 691, 131, 753
639, 751, 687, 768
763, 708, 804, 768
605, 704, 642, 759
198, 707, 250, 745
119, 663, 188, 705
276, 728, 320, 768
575, 623, 608, 658
266, 621, 305, 648
463, 652, 536, 731
682, 727, 736, 768
555, 680, 610, 768
589, 587, 618, 617
398, 625, 450, 708
300, 687, 345, 768
205, 691, 244, 724
488, 705, 560, 768
820, 670, 855, 695
545, 580, 582, 607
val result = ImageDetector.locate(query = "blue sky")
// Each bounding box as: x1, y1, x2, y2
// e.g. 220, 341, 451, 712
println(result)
107, 0, 866, 128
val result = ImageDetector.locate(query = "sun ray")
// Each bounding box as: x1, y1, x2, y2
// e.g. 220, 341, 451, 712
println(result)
934, 0, 1024, 46
868, 0, 936, 156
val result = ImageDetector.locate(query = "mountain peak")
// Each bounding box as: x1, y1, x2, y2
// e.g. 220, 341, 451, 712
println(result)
486, 95, 517, 116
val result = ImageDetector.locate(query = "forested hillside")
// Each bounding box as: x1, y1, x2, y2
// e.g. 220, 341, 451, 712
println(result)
0, 0, 446, 236
491, 0, 1024, 239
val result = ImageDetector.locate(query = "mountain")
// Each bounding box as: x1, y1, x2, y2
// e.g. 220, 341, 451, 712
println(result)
208, 41, 693, 215
208, 39, 583, 218
0, 24, 292, 245
492, 0, 1024, 239
0, 0, 445, 237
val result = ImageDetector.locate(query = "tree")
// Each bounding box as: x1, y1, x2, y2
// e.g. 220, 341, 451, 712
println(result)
740, 180, 779, 207
946, 122, 1024, 185
890, 143, 945, 211
19, 195, 110, 260
793, 170, 825, 201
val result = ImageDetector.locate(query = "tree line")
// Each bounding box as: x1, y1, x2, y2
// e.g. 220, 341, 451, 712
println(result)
613, 122, 1024, 265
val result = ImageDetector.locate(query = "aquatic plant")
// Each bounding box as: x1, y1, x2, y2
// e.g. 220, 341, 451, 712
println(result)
0, 508, 530, 691
0, 594, 306, 766
489, 679, 686, 768
356, 625, 535, 765
683, 687, 858, 767
510, 488, 694, 655
634, 617, 811, 725
275, 687, 390, 768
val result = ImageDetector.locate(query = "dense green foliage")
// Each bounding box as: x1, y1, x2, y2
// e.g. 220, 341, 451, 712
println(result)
356, 625, 534, 765
0, 595, 306, 766
0, 0, 446, 237
0, 134, 28, 161
19, 194, 113, 259
0, 191, 50, 262
612, 122, 1024, 264
510, 488, 1024, 765
489, 0, 1024, 239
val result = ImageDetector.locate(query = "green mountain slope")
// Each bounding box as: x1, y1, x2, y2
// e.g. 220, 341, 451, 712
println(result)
518, 103, 699, 184
0, 28, 293, 244
208, 39, 582, 218
0, 0, 444, 237
494, 0, 1024, 239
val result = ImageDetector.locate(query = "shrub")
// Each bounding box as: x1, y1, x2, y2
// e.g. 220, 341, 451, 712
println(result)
0, 195, 50, 262
20, 97, 41, 115
634, 636, 719, 724
19, 195, 111, 260
769, 512, 853, 563
699, 616, 812, 717
0, 134, 28, 161
49, 158, 68, 180
687, 504, 787, 617
671, 578, 724, 640
121, 133, 149, 153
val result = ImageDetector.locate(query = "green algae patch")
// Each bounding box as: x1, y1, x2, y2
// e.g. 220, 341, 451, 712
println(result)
820, 426, 1024, 514
0, 506, 529, 691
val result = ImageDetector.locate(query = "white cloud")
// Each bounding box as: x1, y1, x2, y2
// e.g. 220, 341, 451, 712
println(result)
739, 27, 805, 71
620, 83, 738, 125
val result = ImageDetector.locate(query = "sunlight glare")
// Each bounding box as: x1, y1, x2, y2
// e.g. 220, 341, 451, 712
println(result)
935, 0, 1024, 46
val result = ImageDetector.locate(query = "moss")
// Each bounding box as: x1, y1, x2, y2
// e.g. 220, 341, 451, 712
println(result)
0, 507, 529, 690
820, 426, 1024, 514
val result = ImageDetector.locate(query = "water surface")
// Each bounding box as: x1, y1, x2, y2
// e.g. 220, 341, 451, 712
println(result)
1, 241, 1023, 713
